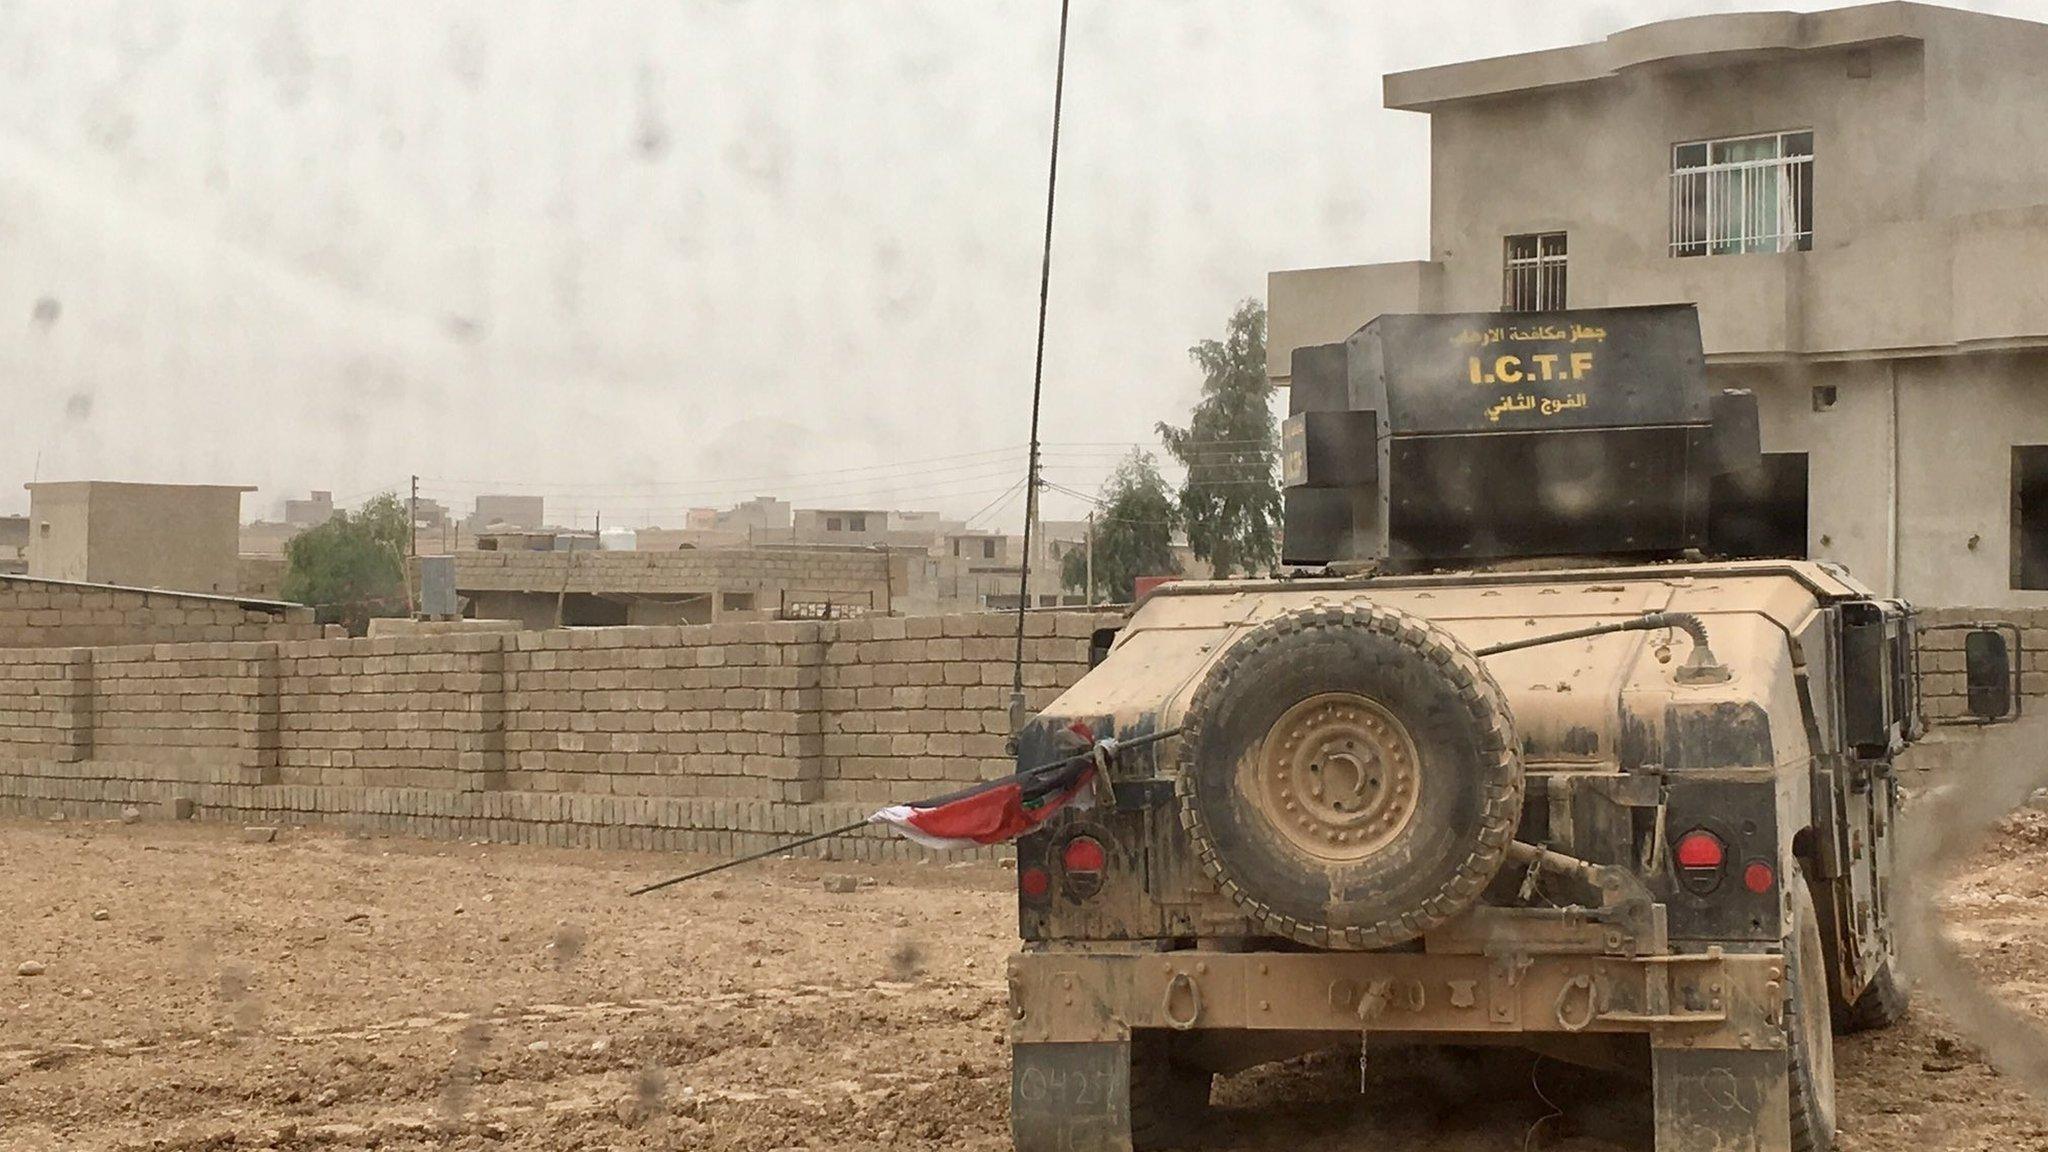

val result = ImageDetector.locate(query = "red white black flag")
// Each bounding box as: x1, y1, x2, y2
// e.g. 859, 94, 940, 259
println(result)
866, 722, 1101, 850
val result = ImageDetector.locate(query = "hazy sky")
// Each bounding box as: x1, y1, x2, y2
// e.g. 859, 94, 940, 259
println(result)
3, 0, 2040, 527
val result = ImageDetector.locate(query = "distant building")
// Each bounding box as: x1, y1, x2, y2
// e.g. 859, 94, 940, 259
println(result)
468, 494, 545, 532
26, 481, 253, 595
411, 497, 450, 530
451, 545, 906, 627
908, 530, 1087, 613
0, 515, 27, 574
792, 507, 958, 549
283, 490, 335, 527
238, 520, 301, 558
945, 531, 1010, 563
713, 496, 791, 536
794, 507, 886, 538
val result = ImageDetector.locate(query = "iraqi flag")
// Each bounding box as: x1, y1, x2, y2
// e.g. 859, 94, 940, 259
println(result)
866, 723, 1100, 851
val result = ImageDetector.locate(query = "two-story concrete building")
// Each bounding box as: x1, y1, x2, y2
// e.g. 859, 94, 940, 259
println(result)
1269, 2, 2048, 609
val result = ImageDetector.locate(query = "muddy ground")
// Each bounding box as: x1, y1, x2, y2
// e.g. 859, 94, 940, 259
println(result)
3, 812, 2046, 1152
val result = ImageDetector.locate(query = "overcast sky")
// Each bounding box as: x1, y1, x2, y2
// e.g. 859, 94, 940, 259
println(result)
3, 0, 2041, 527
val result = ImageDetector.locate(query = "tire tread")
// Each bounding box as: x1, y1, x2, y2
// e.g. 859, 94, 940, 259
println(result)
1173, 602, 1522, 950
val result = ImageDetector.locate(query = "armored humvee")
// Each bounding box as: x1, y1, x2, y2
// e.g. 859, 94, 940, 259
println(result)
1005, 306, 1994, 1152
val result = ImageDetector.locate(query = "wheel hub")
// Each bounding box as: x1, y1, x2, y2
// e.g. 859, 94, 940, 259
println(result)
1254, 692, 1422, 862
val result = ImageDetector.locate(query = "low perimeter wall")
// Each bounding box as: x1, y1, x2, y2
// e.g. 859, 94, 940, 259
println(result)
5, 605, 2027, 859
0, 611, 1122, 860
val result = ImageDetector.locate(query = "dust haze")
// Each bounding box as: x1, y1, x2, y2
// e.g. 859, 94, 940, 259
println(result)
1897, 716, 2048, 1095
5, 0, 2031, 527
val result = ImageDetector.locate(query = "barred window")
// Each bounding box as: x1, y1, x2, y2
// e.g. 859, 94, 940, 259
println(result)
1502, 232, 1566, 312
1671, 131, 1813, 256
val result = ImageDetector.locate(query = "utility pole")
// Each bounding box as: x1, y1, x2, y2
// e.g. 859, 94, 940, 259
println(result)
1085, 510, 1094, 606
406, 475, 419, 617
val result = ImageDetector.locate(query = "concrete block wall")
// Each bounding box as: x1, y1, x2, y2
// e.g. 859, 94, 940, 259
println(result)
0, 648, 92, 764
0, 577, 322, 648
455, 548, 899, 601
816, 612, 1110, 804
1915, 607, 2048, 720
0, 611, 1125, 860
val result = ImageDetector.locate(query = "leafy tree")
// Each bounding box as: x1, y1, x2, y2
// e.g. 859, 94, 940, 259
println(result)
1157, 298, 1280, 578
282, 493, 411, 635
1061, 451, 1180, 603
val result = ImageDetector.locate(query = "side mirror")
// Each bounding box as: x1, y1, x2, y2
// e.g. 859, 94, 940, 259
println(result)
1965, 628, 2015, 721
1088, 627, 1120, 669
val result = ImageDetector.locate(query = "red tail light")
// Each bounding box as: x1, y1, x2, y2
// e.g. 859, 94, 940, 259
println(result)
1062, 836, 1106, 874
1743, 861, 1777, 894
1058, 834, 1107, 901
1019, 865, 1051, 900
1675, 829, 1727, 896
1675, 830, 1726, 869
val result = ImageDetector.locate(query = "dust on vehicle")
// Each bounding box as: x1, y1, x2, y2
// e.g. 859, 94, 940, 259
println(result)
1004, 305, 2002, 1152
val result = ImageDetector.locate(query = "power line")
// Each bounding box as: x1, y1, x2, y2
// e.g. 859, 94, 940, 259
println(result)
409, 440, 1275, 495
964, 477, 1029, 528
417, 445, 1031, 491
412, 463, 1037, 507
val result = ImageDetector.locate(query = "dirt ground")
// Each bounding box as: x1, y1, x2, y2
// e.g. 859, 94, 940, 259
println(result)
3, 812, 2047, 1152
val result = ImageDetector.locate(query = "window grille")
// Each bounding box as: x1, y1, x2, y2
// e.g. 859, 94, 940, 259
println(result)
1671, 131, 1813, 256
1502, 232, 1567, 311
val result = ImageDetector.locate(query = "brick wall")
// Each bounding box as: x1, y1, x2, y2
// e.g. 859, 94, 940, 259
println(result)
0, 576, 323, 649
0, 611, 1123, 860
457, 548, 901, 605
1915, 607, 2048, 720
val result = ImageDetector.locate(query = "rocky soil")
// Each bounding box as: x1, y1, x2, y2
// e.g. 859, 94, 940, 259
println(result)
3, 811, 2045, 1151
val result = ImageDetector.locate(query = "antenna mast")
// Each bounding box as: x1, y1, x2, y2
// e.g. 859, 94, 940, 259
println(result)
1009, 0, 1072, 733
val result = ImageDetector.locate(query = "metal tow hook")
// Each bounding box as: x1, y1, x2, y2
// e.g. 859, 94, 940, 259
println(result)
1554, 974, 1597, 1033
1162, 970, 1202, 1031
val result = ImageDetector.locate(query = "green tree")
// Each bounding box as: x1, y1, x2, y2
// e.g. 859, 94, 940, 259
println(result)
1157, 298, 1280, 578
1061, 451, 1180, 603
282, 493, 411, 635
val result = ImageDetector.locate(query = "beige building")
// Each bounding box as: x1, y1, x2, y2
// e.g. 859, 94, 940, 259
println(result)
788, 507, 959, 549
0, 515, 26, 574
467, 494, 545, 532
25, 481, 251, 595
714, 496, 792, 536
451, 545, 909, 627
1268, 2, 2048, 609
283, 490, 334, 527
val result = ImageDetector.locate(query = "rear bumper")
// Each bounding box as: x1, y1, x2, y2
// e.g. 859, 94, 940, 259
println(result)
1008, 946, 1786, 1051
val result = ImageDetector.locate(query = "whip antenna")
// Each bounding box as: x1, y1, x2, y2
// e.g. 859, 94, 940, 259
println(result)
1009, 0, 1073, 734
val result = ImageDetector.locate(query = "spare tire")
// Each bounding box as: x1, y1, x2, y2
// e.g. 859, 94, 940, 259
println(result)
1175, 603, 1522, 949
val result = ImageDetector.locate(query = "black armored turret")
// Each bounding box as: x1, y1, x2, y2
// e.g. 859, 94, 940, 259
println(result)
1281, 304, 1765, 569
